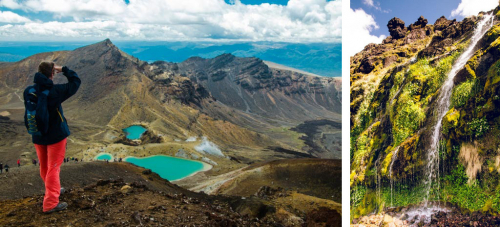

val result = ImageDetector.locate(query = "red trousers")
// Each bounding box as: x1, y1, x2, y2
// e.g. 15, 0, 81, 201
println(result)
34, 138, 67, 212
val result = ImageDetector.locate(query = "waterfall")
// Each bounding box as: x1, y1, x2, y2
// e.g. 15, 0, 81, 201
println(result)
423, 13, 495, 206
374, 156, 381, 208
389, 147, 399, 207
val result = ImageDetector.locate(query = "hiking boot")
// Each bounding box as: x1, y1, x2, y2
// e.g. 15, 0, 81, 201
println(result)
60, 187, 66, 195
44, 202, 68, 214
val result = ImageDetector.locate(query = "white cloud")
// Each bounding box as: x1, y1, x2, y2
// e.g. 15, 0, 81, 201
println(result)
0, 10, 31, 23
451, 0, 498, 17
346, 8, 385, 57
362, 0, 386, 12
363, 0, 375, 7
0, 0, 21, 9
0, 0, 341, 42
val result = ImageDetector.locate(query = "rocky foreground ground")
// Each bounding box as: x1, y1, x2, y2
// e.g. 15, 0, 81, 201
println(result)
0, 162, 340, 226
352, 207, 500, 227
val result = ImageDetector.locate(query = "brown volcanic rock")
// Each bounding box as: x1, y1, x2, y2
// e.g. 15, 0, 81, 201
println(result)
387, 17, 407, 39
383, 55, 398, 68
175, 53, 341, 122
415, 16, 428, 27
420, 15, 478, 57
405, 27, 430, 44
0, 162, 279, 226
305, 207, 341, 227
357, 56, 376, 74
434, 16, 454, 31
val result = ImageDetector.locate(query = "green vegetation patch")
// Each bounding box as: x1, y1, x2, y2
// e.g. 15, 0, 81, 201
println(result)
390, 52, 461, 146
467, 117, 490, 138
485, 60, 500, 90
441, 163, 500, 213
442, 108, 461, 135
451, 79, 480, 108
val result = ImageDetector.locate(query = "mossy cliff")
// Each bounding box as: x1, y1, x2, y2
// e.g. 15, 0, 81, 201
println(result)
351, 6, 500, 219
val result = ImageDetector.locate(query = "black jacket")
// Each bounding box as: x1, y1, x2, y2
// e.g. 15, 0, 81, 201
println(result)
23, 66, 81, 145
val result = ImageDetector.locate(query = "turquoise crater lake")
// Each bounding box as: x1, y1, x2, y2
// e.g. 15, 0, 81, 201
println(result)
123, 125, 147, 140
95, 153, 113, 161
125, 155, 209, 181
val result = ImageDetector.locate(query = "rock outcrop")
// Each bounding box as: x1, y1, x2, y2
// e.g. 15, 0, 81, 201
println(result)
387, 17, 407, 39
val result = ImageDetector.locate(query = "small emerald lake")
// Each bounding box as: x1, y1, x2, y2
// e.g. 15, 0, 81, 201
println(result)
94, 153, 209, 181
125, 155, 209, 181
123, 125, 147, 140
95, 153, 113, 161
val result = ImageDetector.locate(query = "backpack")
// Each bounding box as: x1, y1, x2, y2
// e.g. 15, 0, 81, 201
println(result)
24, 87, 50, 136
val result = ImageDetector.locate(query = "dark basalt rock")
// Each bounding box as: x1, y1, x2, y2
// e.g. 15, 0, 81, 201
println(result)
305, 207, 341, 227
210, 70, 228, 82
387, 17, 407, 39
415, 16, 428, 27
434, 16, 454, 31
405, 27, 428, 44
420, 15, 478, 57
419, 37, 454, 57
408, 16, 428, 30
357, 56, 376, 74
383, 55, 398, 68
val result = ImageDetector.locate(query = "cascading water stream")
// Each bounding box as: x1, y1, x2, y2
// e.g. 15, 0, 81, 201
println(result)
389, 147, 400, 207
374, 156, 381, 208
423, 13, 495, 206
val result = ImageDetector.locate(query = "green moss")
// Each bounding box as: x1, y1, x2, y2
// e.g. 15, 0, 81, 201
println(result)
381, 146, 394, 176
486, 24, 500, 43
441, 164, 493, 212
451, 79, 479, 108
465, 64, 477, 78
485, 60, 500, 90
390, 52, 461, 146
442, 108, 460, 135
464, 51, 482, 79
392, 95, 426, 145
467, 117, 490, 138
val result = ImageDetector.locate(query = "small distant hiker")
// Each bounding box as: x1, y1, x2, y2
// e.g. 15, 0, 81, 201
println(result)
23, 62, 81, 214
106, 159, 109, 164
75, 158, 78, 162
17, 159, 20, 167
0, 163, 3, 173
119, 157, 122, 162
4, 164, 9, 173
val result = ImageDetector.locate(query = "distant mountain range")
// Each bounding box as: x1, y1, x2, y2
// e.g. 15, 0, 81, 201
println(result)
0, 41, 341, 77
0, 39, 341, 167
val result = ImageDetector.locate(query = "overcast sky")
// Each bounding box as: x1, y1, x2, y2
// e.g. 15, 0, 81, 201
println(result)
347, 0, 498, 56
0, 0, 341, 42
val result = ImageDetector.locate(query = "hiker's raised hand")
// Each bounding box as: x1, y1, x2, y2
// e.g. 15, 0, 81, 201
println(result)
54, 65, 63, 73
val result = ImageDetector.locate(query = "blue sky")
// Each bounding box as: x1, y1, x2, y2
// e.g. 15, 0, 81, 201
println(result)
351, 0, 463, 37
0, 0, 341, 42
347, 0, 498, 56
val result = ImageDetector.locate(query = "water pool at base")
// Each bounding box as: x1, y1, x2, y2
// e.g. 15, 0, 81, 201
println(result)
123, 125, 147, 140
125, 155, 207, 181
95, 153, 113, 161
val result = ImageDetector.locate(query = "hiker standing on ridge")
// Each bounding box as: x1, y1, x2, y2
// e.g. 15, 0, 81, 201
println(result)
0, 163, 3, 173
4, 164, 9, 173
17, 159, 20, 167
23, 62, 81, 214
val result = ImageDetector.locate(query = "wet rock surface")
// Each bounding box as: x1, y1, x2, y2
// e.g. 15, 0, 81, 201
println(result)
353, 206, 500, 227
